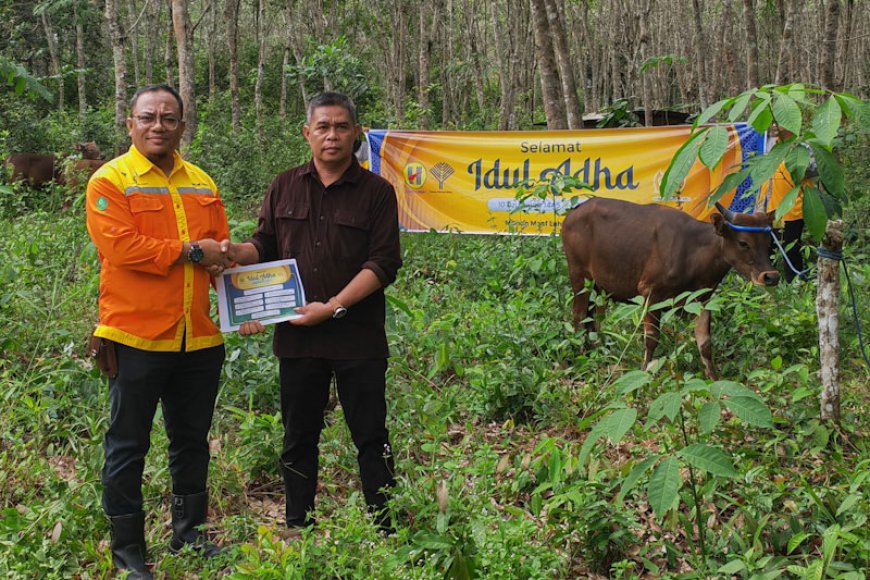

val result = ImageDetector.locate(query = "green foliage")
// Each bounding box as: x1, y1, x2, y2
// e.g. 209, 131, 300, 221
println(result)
0, 55, 52, 102
284, 36, 380, 121
595, 98, 642, 128
661, 83, 869, 241
189, 95, 309, 205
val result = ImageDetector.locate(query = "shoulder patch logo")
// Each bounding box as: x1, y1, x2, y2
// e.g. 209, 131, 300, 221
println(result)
96, 197, 108, 211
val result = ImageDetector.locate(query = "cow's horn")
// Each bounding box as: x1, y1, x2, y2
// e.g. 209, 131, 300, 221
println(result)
715, 202, 735, 223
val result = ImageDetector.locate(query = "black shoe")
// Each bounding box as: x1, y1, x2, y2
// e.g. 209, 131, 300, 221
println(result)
169, 492, 222, 558
109, 512, 153, 579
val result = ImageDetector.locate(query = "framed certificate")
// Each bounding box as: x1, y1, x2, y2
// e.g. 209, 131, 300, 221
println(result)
215, 259, 306, 332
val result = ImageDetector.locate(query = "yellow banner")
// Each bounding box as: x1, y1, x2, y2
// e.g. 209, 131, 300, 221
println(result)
368, 125, 764, 235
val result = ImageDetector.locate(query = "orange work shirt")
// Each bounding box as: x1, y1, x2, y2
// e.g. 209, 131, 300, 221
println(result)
86, 145, 229, 351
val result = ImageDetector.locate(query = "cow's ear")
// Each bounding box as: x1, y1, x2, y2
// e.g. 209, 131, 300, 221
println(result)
710, 212, 726, 236
766, 211, 776, 226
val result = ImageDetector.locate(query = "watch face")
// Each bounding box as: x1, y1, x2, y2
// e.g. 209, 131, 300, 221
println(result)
188, 244, 204, 263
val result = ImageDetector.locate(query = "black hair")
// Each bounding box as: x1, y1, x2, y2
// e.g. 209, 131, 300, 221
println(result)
306, 92, 358, 125
129, 84, 184, 119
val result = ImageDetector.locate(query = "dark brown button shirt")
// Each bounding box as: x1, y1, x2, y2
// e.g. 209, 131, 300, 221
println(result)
247, 158, 402, 359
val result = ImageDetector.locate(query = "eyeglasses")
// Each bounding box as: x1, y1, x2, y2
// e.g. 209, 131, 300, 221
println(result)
132, 114, 181, 131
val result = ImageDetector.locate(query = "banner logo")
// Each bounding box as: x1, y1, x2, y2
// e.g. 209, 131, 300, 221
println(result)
404, 163, 427, 189
430, 162, 455, 189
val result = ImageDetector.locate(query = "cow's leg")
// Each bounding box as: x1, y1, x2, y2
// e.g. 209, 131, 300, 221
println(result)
694, 308, 717, 380
567, 266, 591, 332
642, 311, 661, 371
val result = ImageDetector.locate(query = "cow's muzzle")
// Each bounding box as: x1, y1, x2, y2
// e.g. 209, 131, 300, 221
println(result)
753, 270, 781, 286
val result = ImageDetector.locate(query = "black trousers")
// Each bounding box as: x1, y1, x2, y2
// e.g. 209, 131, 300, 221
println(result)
102, 343, 225, 516
279, 357, 395, 526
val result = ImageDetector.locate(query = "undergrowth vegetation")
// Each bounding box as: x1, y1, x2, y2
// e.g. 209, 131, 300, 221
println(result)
0, 164, 868, 578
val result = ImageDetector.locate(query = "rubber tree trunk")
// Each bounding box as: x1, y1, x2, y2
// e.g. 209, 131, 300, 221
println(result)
817, 219, 843, 423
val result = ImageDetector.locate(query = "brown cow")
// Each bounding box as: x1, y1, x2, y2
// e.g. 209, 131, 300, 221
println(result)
72, 141, 103, 160
561, 198, 780, 379
4, 142, 104, 188
4, 153, 59, 186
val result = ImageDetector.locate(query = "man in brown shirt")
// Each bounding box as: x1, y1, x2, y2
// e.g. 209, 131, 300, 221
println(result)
222, 92, 402, 531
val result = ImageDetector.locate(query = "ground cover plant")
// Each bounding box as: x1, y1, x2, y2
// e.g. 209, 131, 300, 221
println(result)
0, 152, 868, 578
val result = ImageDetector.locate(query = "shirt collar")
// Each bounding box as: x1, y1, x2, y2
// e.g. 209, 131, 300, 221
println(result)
128, 145, 186, 179
303, 156, 363, 186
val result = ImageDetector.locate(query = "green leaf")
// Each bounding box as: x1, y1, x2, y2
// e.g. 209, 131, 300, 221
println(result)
613, 370, 652, 395
784, 144, 811, 183
647, 456, 681, 518
802, 186, 828, 242
678, 443, 739, 478
617, 455, 660, 503
699, 126, 729, 170
806, 559, 824, 580
698, 401, 721, 434
646, 392, 682, 427
774, 186, 801, 222
728, 90, 754, 122
661, 130, 705, 199
600, 408, 638, 445
834, 94, 870, 134
772, 92, 802, 134
810, 144, 845, 198
722, 396, 773, 428
749, 143, 789, 187
710, 380, 762, 401
695, 98, 730, 128
718, 560, 747, 574
787, 531, 811, 554
811, 96, 842, 148
748, 98, 774, 134
835, 494, 860, 518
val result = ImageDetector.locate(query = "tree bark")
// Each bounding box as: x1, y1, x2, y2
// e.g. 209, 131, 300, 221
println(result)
75, 3, 87, 120
775, 0, 797, 85
224, 0, 241, 133
41, 11, 64, 111
543, 0, 582, 129
144, 0, 159, 84
105, 0, 128, 154
638, 0, 653, 126
691, 0, 708, 108
530, 0, 566, 129
254, 0, 267, 142
128, 0, 140, 86
164, 0, 175, 86
821, 0, 840, 90
817, 219, 843, 423
742, 0, 759, 88
171, 0, 196, 150
207, 0, 218, 104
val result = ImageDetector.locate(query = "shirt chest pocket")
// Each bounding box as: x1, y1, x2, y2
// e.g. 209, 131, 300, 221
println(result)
128, 194, 171, 238
190, 195, 225, 239
275, 203, 310, 257
334, 208, 371, 263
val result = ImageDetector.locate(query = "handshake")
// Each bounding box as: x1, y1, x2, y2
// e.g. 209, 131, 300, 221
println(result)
188, 239, 251, 277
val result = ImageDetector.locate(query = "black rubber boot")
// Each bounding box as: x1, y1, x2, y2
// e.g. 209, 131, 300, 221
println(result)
109, 512, 153, 579
169, 492, 221, 557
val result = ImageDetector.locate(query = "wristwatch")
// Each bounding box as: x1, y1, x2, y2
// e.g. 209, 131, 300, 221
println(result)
330, 297, 348, 319
187, 242, 204, 264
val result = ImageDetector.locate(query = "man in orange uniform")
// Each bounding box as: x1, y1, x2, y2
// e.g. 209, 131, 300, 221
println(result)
86, 84, 230, 579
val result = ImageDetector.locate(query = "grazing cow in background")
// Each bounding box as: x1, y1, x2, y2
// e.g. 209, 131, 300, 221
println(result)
3, 153, 59, 186
72, 141, 103, 160
561, 198, 780, 379
4, 142, 104, 188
